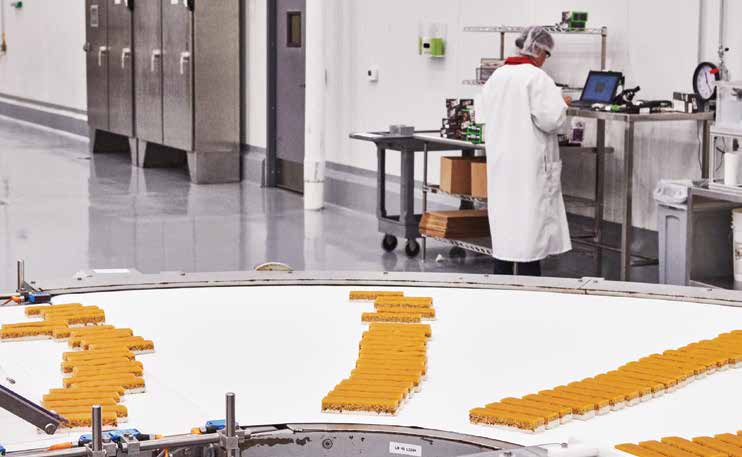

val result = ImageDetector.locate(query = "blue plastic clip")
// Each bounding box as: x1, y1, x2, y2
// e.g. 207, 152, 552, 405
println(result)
78, 429, 140, 446
204, 420, 225, 432
27, 292, 52, 304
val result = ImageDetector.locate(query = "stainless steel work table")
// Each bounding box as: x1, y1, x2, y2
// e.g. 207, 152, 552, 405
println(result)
566, 108, 714, 281
351, 111, 714, 280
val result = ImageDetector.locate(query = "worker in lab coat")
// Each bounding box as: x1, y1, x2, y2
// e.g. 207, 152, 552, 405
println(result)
481, 26, 572, 276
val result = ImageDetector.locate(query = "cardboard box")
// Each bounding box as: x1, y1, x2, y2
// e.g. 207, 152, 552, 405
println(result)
440, 156, 480, 195
471, 161, 488, 199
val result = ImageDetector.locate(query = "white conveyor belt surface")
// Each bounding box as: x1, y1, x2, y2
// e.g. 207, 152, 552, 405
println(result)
1, 286, 741, 454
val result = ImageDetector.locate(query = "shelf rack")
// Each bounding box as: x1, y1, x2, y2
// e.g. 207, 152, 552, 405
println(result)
462, 24, 607, 87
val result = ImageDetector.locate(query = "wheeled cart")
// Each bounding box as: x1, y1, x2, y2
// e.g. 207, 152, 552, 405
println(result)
349, 131, 483, 258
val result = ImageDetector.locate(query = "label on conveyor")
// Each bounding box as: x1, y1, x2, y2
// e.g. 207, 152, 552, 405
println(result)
389, 442, 422, 457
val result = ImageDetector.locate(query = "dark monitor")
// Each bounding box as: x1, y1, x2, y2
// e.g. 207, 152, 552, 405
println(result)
579, 71, 623, 104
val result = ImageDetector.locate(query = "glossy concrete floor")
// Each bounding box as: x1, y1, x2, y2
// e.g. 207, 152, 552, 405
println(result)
0, 117, 656, 292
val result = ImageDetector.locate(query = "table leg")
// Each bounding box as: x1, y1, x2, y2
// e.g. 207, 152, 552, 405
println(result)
686, 189, 695, 286
376, 146, 387, 220
400, 148, 417, 233
594, 119, 606, 276
460, 148, 475, 210
422, 143, 429, 261
621, 121, 636, 281
702, 120, 711, 179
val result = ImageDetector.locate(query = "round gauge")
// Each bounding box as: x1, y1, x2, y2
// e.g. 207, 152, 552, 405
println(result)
693, 61, 720, 102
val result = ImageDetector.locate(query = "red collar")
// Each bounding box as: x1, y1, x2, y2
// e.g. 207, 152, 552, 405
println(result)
505, 56, 536, 66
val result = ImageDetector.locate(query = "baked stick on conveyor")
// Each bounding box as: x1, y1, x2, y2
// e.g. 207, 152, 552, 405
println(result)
0, 384, 65, 434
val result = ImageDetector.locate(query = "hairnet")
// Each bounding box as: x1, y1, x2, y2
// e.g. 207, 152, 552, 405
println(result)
515, 26, 555, 58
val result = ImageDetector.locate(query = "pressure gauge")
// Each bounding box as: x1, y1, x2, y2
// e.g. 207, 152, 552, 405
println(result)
693, 61, 720, 106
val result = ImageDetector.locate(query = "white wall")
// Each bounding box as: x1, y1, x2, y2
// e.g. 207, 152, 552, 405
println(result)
0, 0, 86, 110
0, 0, 741, 230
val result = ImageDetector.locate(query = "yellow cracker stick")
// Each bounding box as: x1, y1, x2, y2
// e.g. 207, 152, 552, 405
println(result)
369, 322, 432, 334
615, 444, 666, 457
70, 329, 135, 347
44, 391, 121, 403
73, 365, 144, 377
79, 335, 147, 350
54, 404, 128, 418
362, 312, 422, 323
2, 320, 69, 329
349, 291, 404, 300
61, 357, 139, 373
69, 378, 145, 391
321, 396, 399, 414
87, 339, 154, 352
714, 434, 742, 448
484, 402, 560, 424
1, 326, 69, 340
469, 407, 545, 431
44, 398, 120, 409
62, 349, 136, 362
660, 437, 726, 457
374, 305, 436, 318
25, 303, 83, 316
500, 397, 572, 419
692, 437, 742, 457
61, 412, 118, 428
47, 386, 126, 396
374, 296, 433, 307
523, 394, 593, 415
63, 374, 144, 389
638, 441, 700, 457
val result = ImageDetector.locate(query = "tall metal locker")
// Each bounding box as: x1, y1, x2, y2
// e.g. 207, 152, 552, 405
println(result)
85, 0, 136, 159
135, 0, 240, 184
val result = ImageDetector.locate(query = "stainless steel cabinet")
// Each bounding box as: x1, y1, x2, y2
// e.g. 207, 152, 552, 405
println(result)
133, 0, 240, 184
134, 0, 163, 145
85, 0, 135, 156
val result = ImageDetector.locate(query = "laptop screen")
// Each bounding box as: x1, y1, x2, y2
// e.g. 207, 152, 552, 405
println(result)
580, 71, 622, 103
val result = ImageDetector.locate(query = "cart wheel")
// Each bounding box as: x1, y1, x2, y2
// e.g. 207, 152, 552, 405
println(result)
405, 239, 421, 258
382, 234, 398, 252
449, 246, 467, 259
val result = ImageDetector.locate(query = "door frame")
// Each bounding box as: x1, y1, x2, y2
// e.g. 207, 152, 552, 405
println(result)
266, 0, 306, 192
266, 0, 279, 188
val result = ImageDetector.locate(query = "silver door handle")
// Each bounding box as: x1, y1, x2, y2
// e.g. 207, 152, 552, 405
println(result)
179, 51, 191, 75
151, 49, 162, 72
98, 46, 109, 67
121, 48, 132, 69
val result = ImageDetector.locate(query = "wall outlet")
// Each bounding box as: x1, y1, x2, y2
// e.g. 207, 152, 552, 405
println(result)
367, 66, 379, 83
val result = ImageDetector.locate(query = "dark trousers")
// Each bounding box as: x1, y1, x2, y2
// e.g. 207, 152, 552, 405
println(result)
493, 259, 542, 277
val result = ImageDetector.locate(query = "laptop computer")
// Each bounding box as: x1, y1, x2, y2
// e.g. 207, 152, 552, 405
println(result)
570, 71, 623, 108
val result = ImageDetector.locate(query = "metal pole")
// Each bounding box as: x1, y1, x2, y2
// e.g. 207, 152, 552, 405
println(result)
225, 393, 236, 437
17, 259, 25, 293
594, 120, 607, 276
702, 120, 711, 179
600, 27, 607, 70
91, 405, 103, 451
422, 142, 429, 261
500, 32, 505, 60
621, 121, 635, 282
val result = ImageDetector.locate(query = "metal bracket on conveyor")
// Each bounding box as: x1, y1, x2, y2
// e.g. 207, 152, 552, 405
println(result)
0, 384, 64, 434
85, 406, 117, 457
217, 393, 248, 457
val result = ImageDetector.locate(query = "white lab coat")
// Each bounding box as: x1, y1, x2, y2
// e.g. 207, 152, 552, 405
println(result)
481, 63, 572, 262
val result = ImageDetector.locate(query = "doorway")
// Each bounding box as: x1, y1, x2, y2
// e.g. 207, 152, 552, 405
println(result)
268, 0, 307, 193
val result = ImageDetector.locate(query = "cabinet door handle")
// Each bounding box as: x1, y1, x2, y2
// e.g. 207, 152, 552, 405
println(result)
151, 49, 162, 72
179, 51, 191, 75
121, 48, 132, 69
98, 46, 109, 67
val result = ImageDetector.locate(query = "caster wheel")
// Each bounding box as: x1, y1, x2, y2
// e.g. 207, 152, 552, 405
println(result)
382, 234, 398, 252
405, 239, 421, 258
449, 246, 467, 259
